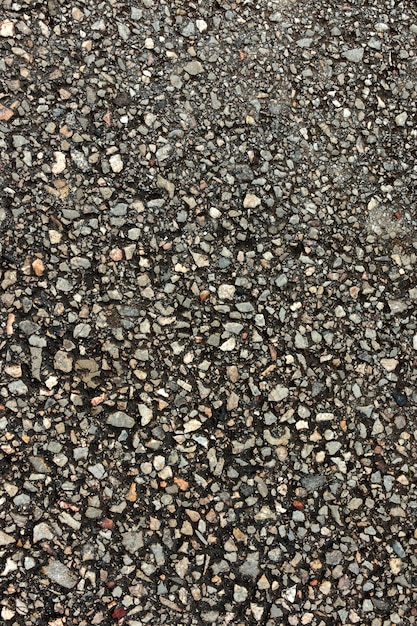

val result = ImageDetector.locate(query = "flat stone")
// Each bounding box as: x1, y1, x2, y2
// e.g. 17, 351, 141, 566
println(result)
73, 323, 91, 338
191, 251, 209, 267
316, 412, 334, 422
183, 60, 204, 75
51, 151, 66, 174
107, 411, 135, 428
157, 174, 175, 199
392, 541, 406, 558
224, 322, 243, 334
380, 358, 398, 372
257, 574, 270, 589
88, 463, 106, 479
226, 365, 239, 382
387, 299, 407, 313
29, 456, 51, 473
56, 277, 73, 292
8, 380, 28, 395
342, 48, 364, 62
295, 332, 308, 349
155, 144, 173, 161
389, 558, 402, 575
175, 556, 189, 578
268, 385, 289, 402
43, 560, 77, 589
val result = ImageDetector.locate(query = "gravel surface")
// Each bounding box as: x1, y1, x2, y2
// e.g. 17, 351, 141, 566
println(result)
1, 0, 417, 624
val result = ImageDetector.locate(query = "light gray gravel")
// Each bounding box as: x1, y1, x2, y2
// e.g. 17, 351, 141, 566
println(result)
1, 0, 417, 624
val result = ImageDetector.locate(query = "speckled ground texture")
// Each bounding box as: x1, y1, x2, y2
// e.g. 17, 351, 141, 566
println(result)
1, 0, 417, 624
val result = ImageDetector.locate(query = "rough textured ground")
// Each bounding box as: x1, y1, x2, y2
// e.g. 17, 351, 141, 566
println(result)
1, 0, 417, 624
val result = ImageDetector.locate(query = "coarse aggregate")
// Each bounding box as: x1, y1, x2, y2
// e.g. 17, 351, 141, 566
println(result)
1, 0, 417, 625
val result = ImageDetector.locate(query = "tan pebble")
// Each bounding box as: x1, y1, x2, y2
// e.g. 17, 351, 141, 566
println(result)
149, 516, 161, 531
380, 358, 398, 372
6, 313, 15, 336
109, 248, 123, 261
257, 574, 270, 590
226, 365, 239, 382
72, 7, 84, 21
309, 559, 323, 570
319, 580, 331, 595
389, 557, 402, 574
49, 229, 62, 244
181, 520, 193, 535
4, 364, 22, 378
185, 509, 200, 522
90, 393, 106, 407
227, 391, 239, 410
243, 193, 261, 208
276, 445, 288, 461
59, 88, 71, 100
233, 527, 247, 542
200, 290, 210, 302
32, 258, 45, 276
126, 482, 137, 502
0, 104, 14, 121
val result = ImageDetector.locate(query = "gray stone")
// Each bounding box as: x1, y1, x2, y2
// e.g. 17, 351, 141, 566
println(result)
239, 551, 260, 578
33, 522, 54, 543
73, 323, 91, 338
342, 48, 364, 62
107, 411, 135, 428
56, 277, 73, 292
122, 531, 143, 553
268, 385, 289, 402
300, 474, 326, 492
8, 380, 28, 395
54, 350, 73, 373
42, 560, 78, 589
88, 463, 106, 479
233, 584, 248, 602
29, 456, 51, 473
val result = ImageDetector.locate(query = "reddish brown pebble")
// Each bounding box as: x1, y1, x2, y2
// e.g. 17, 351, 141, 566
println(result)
293, 500, 304, 510
111, 607, 126, 620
